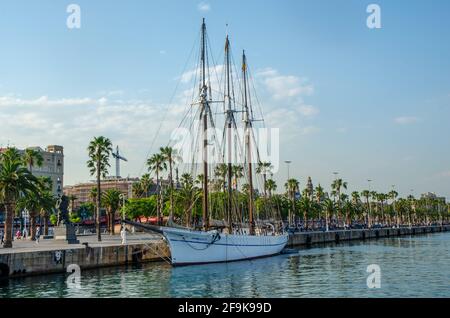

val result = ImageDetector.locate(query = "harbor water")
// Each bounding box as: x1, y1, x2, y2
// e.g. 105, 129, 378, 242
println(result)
1, 232, 449, 298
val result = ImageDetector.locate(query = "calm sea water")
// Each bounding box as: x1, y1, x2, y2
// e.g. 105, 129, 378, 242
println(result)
1, 232, 449, 298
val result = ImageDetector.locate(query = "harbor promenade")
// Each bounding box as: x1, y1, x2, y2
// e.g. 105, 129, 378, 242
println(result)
0, 232, 169, 279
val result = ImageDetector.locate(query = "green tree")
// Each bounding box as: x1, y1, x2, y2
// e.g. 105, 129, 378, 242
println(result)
160, 147, 178, 224
0, 148, 39, 248
124, 197, 157, 221
265, 179, 277, 198
214, 164, 228, 193
323, 198, 335, 231
331, 178, 348, 227
147, 153, 167, 225
256, 162, 273, 198
285, 178, 299, 226
232, 165, 244, 190
22, 148, 43, 174
87, 136, 113, 242
140, 173, 154, 198
102, 189, 122, 234
176, 173, 201, 227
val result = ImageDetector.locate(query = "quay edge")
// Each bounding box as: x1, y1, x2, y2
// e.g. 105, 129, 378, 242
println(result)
0, 241, 169, 280
288, 225, 450, 247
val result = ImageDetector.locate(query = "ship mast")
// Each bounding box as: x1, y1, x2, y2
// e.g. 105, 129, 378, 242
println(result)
224, 35, 233, 233
242, 50, 255, 235
201, 19, 209, 231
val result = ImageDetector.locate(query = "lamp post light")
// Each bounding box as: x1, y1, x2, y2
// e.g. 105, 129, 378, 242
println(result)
285, 160, 292, 181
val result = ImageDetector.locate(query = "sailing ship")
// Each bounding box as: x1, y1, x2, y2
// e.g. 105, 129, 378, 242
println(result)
158, 19, 288, 265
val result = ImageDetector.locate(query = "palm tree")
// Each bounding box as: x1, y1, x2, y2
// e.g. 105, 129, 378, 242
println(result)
331, 178, 348, 227
214, 164, 228, 193
265, 179, 277, 198
389, 190, 399, 226
140, 173, 154, 198
256, 162, 273, 198
232, 165, 244, 190
285, 178, 299, 226
298, 196, 313, 230
87, 136, 113, 242
0, 148, 40, 248
361, 190, 371, 227
102, 189, 121, 234
323, 198, 335, 232
39, 190, 56, 236
315, 185, 325, 203
16, 191, 39, 240
16, 176, 53, 240
22, 148, 43, 174
177, 173, 200, 228
68, 194, 78, 212
160, 147, 178, 224
147, 153, 167, 225
132, 182, 144, 199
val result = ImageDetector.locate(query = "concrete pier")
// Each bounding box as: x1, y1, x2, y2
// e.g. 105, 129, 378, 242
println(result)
0, 234, 169, 279
288, 225, 450, 247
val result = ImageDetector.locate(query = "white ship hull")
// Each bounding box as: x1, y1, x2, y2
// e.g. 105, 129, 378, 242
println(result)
163, 227, 289, 265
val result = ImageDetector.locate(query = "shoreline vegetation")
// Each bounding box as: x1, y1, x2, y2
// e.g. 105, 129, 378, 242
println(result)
1, 137, 449, 250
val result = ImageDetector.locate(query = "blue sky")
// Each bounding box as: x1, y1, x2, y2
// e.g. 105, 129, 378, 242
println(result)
0, 0, 449, 199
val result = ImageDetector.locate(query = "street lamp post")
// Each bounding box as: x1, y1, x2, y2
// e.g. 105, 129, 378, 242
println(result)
284, 160, 292, 227
119, 193, 127, 245
409, 189, 414, 228
392, 185, 399, 228
367, 179, 372, 229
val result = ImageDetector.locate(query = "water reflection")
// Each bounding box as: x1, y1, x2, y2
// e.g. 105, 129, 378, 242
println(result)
1, 232, 449, 298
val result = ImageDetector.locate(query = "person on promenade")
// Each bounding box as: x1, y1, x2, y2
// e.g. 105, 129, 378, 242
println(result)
120, 226, 127, 245
0, 229, 4, 245
16, 229, 21, 240
35, 226, 41, 244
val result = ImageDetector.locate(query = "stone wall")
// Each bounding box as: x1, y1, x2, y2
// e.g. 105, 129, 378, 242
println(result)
0, 241, 169, 279
288, 225, 450, 247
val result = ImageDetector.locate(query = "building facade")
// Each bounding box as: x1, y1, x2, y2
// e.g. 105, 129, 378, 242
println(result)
28, 145, 64, 196
64, 177, 140, 210
420, 192, 446, 204
0, 145, 64, 197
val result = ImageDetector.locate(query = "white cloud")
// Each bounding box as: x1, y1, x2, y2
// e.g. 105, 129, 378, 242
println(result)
439, 171, 450, 178
0, 95, 96, 108
297, 104, 319, 117
179, 64, 224, 84
197, 2, 211, 12
337, 127, 348, 133
394, 116, 420, 125
301, 126, 320, 135
0, 93, 188, 185
257, 67, 313, 100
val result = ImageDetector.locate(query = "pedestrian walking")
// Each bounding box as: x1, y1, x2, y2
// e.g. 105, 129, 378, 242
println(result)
35, 226, 41, 244
0, 229, 4, 245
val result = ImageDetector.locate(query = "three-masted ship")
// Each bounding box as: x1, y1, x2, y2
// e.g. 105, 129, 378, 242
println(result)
162, 19, 288, 265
